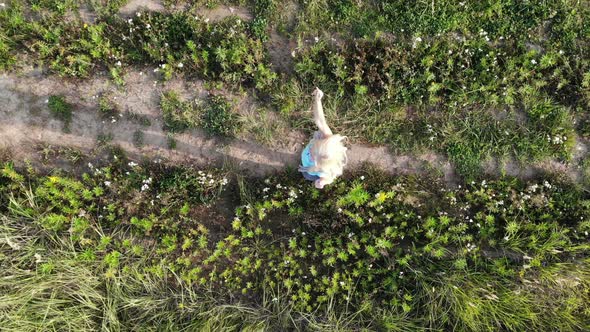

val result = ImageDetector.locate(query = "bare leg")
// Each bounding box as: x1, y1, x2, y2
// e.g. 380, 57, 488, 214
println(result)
311, 88, 332, 137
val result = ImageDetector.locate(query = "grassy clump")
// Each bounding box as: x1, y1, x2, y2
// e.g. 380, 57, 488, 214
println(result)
47, 95, 73, 131
38, 144, 84, 164
1, 160, 589, 330
98, 94, 119, 119
160, 91, 201, 133
166, 133, 177, 149
161, 91, 240, 137
202, 95, 241, 137
132, 130, 144, 147
124, 111, 151, 126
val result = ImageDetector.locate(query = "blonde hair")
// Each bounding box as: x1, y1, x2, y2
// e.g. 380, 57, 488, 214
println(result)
306, 134, 348, 181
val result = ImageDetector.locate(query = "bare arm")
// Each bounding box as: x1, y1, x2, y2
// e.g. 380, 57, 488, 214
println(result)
312, 88, 332, 137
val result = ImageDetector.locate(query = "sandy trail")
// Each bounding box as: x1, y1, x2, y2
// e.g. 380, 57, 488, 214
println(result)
0, 69, 585, 185
0, 70, 459, 182
119, 0, 252, 22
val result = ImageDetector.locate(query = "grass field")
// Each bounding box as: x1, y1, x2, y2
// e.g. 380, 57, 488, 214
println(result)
1, 0, 589, 331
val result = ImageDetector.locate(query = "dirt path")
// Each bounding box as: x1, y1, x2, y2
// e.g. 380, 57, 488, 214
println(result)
1, 69, 586, 185
119, 0, 252, 22
0, 69, 458, 182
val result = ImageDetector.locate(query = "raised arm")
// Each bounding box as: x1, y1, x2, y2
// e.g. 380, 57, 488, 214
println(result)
312, 88, 333, 137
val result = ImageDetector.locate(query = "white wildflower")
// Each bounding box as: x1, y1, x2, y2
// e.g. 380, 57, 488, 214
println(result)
104, 181, 111, 187
116, 61, 122, 67
128, 161, 138, 167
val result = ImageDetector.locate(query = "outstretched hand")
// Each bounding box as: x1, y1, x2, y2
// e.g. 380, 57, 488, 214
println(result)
312, 87, 324, 100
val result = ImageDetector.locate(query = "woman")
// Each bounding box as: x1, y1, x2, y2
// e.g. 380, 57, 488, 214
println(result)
299, 88, 348, 189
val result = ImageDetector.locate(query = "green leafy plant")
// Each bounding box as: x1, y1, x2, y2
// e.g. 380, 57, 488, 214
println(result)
160, 91, 201, 133
202, 95, 241, 137
47, 95, 73, 131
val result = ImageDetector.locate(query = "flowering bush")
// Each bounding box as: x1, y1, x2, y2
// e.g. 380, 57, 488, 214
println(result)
1, 160, 589, 329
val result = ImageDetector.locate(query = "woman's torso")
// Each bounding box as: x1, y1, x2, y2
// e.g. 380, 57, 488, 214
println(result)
301, 142, 323, 177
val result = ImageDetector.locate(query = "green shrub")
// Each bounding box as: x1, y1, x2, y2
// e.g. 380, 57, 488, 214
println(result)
160, 91, 201, 133
132, 130, 144, 147
47, 95, 73, 130
124, 111, 151, 126
202, 95, 240, 137
98, 94, 119, 119
38, 213, 68, 231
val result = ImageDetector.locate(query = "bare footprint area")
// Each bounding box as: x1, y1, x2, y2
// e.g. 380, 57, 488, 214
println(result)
119, 0, 165, 15
119, 0, 252, 23
198, 6, 252, 22
0, 69, 585, 185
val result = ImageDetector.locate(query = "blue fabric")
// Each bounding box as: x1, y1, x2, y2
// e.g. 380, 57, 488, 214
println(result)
302, 172, 320, 182
300, 142, 323, 177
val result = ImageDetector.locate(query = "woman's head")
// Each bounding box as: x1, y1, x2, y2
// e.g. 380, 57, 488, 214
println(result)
309, 134, 348, 181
